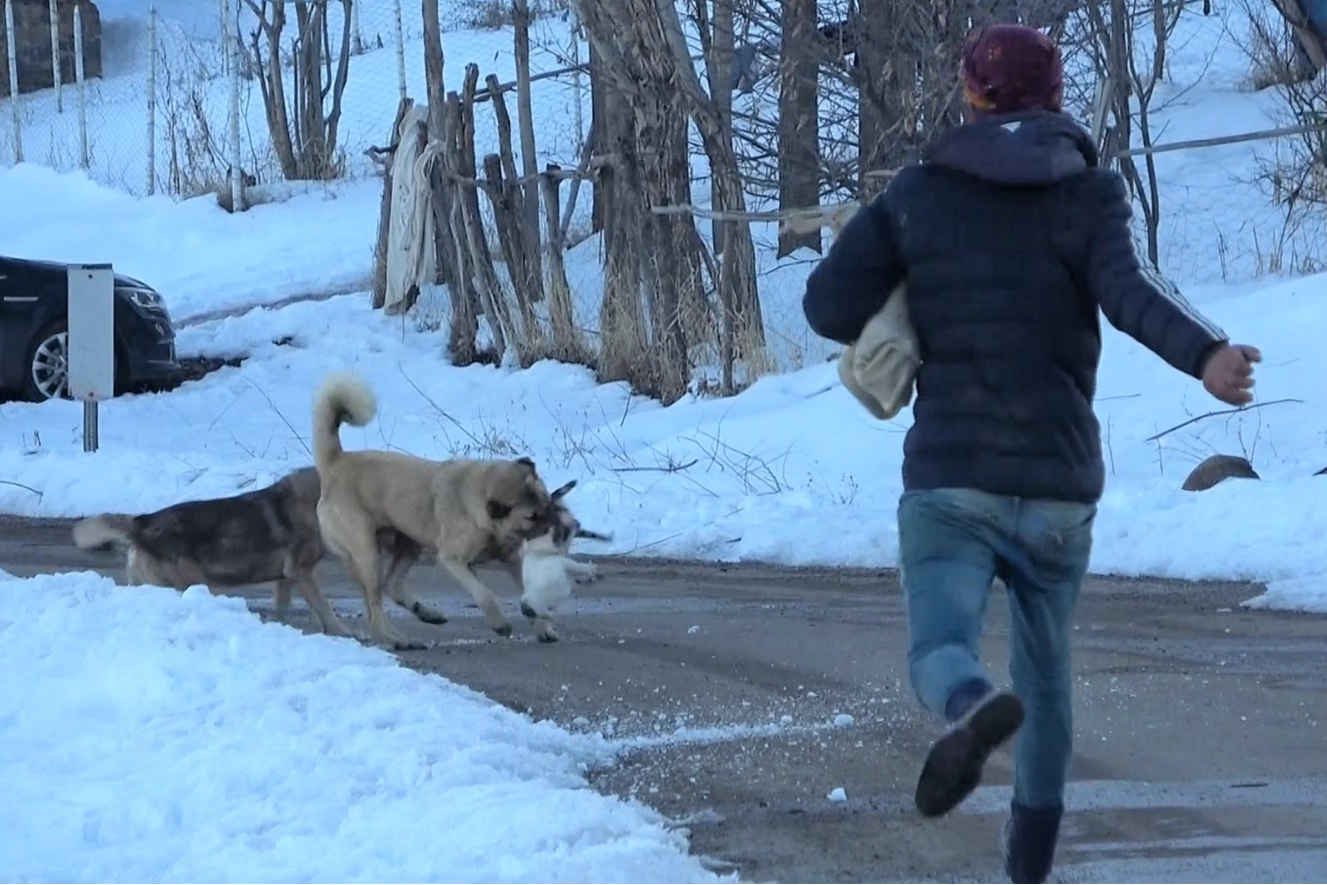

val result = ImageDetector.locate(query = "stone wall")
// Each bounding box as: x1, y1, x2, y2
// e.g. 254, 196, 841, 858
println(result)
0, 0, 102, 98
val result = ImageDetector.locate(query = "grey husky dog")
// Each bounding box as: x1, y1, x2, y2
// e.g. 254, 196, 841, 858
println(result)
71, 466, 430, 637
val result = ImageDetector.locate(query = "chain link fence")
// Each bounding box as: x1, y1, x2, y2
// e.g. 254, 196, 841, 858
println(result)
0, 0, 591, 204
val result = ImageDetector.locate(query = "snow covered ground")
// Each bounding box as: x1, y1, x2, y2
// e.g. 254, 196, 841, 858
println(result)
0, 568, 729, 883
0, 5, 1324, 610
0, 182, 1322, 613
0, 165, 383, 322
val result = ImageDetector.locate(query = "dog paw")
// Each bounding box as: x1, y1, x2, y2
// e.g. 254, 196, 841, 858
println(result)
393, 639, 428, 652
520, 599, 539, 620
536, 625, 560, 643
370, 624, 424, 651
493, 621, 514, 638
410, 602, 448, 625
321, 624, 354, 639
574, 565, 600, 584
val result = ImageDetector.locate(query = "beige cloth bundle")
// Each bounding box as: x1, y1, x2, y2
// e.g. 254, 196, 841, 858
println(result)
837, 283, 920, 420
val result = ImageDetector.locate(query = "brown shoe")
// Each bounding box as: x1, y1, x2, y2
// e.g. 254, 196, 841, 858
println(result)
914, 690, 1025, 818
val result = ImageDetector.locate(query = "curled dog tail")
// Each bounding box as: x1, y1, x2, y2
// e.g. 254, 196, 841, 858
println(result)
72, 514, 137, 550
312, 372, 378, 475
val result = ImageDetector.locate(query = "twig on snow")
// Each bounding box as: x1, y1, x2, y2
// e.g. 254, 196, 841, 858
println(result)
0, 479, 43, 499
611, 458, 698, 474
396, 362, 485, 451
244, 377, 311, 457
1144, 398, 1304, 442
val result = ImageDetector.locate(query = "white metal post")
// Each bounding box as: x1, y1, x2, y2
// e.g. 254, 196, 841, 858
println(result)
225, 0, 243, 211
4, 0, 21, 163
48, 0, 62, 112
67, 264, 116, 453
392, 0, 406, 101
74, 0, 87, 167
146, 4, 158, 194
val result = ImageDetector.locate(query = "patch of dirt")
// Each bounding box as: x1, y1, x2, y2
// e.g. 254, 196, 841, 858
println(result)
139, 336, 299, 394
131, 354, 247, 395
175, 354, 248, 383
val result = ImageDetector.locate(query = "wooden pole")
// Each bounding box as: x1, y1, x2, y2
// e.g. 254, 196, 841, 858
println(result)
1113, 123, 1327, 158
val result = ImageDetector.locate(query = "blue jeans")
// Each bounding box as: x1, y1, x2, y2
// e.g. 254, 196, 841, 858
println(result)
897, 487, 1096, 810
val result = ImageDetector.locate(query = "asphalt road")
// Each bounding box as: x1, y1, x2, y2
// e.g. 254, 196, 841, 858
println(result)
4, 514, 1327, 883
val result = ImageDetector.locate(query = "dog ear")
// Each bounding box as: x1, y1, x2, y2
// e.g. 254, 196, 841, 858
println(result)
515, 456, 536, 471
550, 479, 577, 500
486, 500, 512, 520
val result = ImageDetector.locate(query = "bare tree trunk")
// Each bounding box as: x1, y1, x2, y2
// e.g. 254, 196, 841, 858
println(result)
459, 65, 516, 355
597, 150, 647, 385
443, 93, 480, 364
571, 0, 769, 395
483, 153, 541, 359
294, 2, 329, 175
573, 2, 653, 389
422, 0, 445, 136
706, 0, 735, 253
512, 0, 544, 298
419, 0, 458, 296
855, 3, 903, 182
1271, 0, 1327, 73
716, 220, 736, 393
1135, 0, 1179, 266
245, 1, 296, 179
372, 97, 414, 310
558, 129, 596, 245
1088, 0, 1179, 266
639, 94, 691, 403
649, 0, 766, 376
671, 113, 712, 351
325, 0, 353, 167
243, 0, 353, 181
485, 74, 542, 313
589, 39, 608, 234
777, 0, 821, 257
483, 80, 528, 287
540, 167, 590, 363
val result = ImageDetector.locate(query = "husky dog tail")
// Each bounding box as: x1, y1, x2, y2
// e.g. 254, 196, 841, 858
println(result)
72, 514, 139, 550
312, 372, 378, 476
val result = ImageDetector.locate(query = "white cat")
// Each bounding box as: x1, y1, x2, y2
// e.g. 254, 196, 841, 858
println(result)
517, 479, 610, 643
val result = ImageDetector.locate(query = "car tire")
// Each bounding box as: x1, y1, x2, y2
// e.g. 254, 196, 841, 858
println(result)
22, 321, 126, 403
23, 322, 72, 402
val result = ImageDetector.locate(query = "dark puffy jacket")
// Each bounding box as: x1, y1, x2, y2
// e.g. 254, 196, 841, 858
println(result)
802, 110, 1227, 504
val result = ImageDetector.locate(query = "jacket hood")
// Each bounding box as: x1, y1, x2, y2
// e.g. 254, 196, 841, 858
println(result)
922, 110, 1098, 186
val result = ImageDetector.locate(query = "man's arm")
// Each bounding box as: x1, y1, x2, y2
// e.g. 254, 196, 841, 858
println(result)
802, 190, 906, 346
1083, 172, 1227, 378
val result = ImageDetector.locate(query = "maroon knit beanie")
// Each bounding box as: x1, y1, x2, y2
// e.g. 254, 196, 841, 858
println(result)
961, 24, 1065, 116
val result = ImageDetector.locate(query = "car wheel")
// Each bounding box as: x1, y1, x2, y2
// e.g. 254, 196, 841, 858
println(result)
23, 323, 72, 402
22, 322, 128, 403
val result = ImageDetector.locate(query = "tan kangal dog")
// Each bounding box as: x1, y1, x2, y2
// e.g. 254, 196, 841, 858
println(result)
311, 372, 557, 650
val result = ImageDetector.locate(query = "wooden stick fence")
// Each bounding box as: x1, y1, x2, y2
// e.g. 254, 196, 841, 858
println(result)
646, 122, 1327, 227
1113, 123, 1327, 159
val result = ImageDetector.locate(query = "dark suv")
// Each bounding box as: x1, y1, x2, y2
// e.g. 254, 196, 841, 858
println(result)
0, 255, 180, 402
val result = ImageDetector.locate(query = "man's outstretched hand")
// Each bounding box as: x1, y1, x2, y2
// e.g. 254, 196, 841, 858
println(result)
1202, 343, 1261, 406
